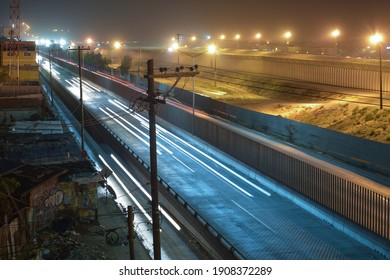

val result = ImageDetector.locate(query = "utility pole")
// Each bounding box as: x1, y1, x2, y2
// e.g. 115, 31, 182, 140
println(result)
176, 33, 181, 64
379, 43, 383, 110
127, 205, 135, 260
143, 59, 199, 260
49, 50, 54, 106
69, 45, 90, 157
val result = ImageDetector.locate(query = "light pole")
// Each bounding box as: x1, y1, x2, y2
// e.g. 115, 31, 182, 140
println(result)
255, 33, 262, 50
48, 49, 54, 107
111, 41, 121, 76
235, 34, 241, 49
219, 34, 225, 48
331, 29, 340, 56
208, 44, 217, 87
170, 45, 216, 134
284, 31, 292, 45
69, 45, 90, 157
370, 33, 384, 110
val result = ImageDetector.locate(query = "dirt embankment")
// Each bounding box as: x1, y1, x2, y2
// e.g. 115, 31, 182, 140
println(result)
157, 72, 390, 144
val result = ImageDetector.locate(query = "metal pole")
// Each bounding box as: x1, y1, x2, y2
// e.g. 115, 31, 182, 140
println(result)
49, 50, 54, 106
192, 56, 195, 134
111, 47, 113, 76
127, 205, 135, 260
146, 59, 161, 260
379, 44, 383, 110
69, 45, 90, 157
214, 53, 217, 87
78, 46, 85, 156
138, 47, 141, 77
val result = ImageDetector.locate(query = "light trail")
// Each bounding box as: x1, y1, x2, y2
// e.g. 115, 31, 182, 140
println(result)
99, 107, 159, 153
98, 154, 152, 222
111, 154, 182, 231
111, 99, 264, 197
105, 104, 172, 155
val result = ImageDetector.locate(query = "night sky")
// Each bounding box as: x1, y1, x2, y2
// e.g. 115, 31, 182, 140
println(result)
1, 0, 390, 45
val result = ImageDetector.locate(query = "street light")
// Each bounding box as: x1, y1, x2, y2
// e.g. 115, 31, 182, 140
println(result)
235, 34, 241, 49
255, 33, 262, 50
208, 44, 217, 87
370, 33, 384, 109
111, 41, 121, 76
284, 31, 292, 45
169, 44, 216, 134
331, 29, 340, 56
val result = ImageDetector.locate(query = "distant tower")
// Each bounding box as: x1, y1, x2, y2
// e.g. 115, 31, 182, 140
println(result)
9, 0, 20, 84
9, 0, 20, 40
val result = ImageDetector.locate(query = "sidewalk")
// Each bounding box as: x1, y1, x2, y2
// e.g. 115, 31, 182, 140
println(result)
95, 196, 152, 260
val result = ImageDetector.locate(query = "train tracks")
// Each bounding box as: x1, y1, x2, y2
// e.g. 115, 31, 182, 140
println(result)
197, 68, 390, 108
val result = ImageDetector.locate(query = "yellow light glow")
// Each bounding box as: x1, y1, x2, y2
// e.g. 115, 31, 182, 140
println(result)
191, 36, 196, 41
255, 33, 261, 39
86, 38, 93, 44
220, 34, 225, 40
370, 33, 383, 45
331, 29, 340, 38
113, 41, 121, 49
208, 44, 217, 54
284, 31, 292, 39
235, 34, 241, 40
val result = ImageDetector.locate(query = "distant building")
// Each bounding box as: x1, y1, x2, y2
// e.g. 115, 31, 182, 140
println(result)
0, 159, 99, 259
0, 39, 44, 123
0, 40, 39, 84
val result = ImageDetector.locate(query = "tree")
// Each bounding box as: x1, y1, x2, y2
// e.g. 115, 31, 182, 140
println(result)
82, 52, 110, 70
119, 55, 132, 76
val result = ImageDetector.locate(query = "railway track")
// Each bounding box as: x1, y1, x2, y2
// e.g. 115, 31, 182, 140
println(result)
198, 67, 390, 108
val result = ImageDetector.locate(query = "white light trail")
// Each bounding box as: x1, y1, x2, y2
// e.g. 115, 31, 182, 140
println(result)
105, 104, 172, 155
111, 154, 182, 231
98, 154, 152, 222
99, 107, 155, 152
111, 99, 265, 197
157, 122, 272, 197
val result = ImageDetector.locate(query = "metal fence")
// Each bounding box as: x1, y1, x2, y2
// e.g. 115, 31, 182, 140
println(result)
158, 95, 390, 241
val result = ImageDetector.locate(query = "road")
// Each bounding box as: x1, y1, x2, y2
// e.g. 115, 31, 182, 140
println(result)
40, 58, 389, 260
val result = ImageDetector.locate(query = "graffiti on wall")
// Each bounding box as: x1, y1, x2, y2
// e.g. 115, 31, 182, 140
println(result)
44, 191, 64, 208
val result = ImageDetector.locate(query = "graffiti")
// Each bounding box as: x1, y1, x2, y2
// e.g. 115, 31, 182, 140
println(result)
44, 191, 64, 208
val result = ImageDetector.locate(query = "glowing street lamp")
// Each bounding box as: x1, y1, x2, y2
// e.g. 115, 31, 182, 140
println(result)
111, 41, 121, 76
284, 31, 292, 45
235, 34, 241, 48
369, 33, 384, 109
170, 44, 217, 134
331, 29, 340, 56
207, 43, 218, 87
255, 33, 262, 50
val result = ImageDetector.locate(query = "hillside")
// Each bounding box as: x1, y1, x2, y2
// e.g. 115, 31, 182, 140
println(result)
157, 71, 390, 144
